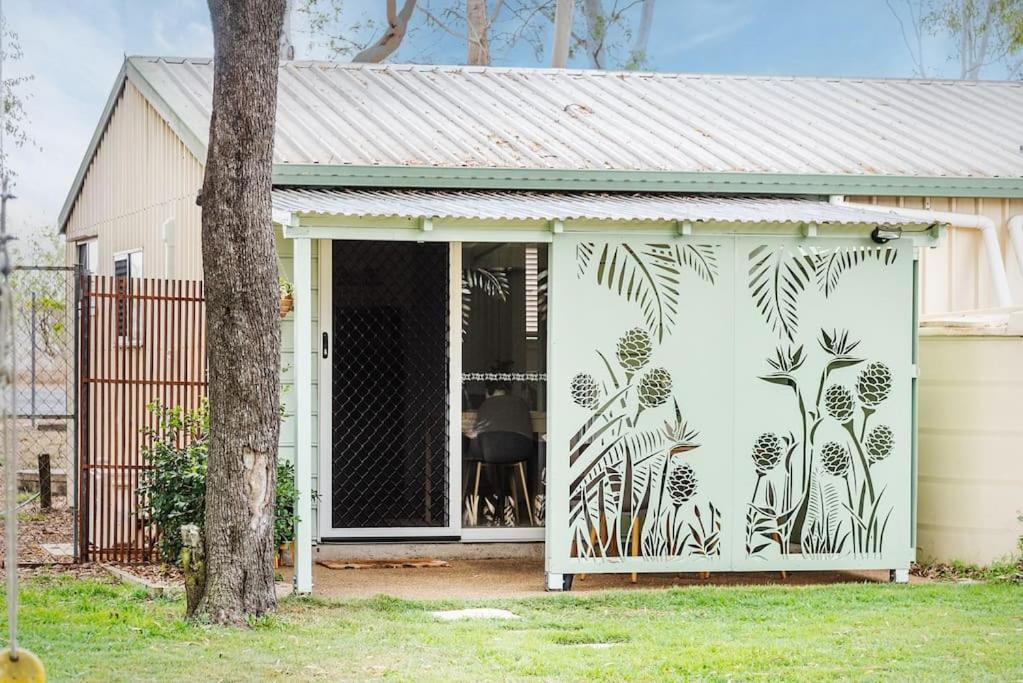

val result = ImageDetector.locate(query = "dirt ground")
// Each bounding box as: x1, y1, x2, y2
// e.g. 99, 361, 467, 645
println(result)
0, 492, 74, 565
277, 559, 923, 600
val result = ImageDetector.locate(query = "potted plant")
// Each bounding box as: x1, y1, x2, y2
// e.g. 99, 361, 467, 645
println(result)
279, 276, 294, 318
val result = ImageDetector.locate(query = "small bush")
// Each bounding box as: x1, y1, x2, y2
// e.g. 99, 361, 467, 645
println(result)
138, 400, 298, 564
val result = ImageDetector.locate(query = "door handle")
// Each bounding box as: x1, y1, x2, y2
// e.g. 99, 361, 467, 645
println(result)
322, 332, 329, 358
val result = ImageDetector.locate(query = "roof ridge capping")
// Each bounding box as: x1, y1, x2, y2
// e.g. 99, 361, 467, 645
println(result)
125, 55, 1023, 86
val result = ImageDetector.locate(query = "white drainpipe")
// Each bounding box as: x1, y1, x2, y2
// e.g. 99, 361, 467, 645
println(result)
829, 196, 1013, 308
1008, 214, 1023, 283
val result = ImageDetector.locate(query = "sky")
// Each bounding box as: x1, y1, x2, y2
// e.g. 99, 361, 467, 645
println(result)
2, 0, 1015, 240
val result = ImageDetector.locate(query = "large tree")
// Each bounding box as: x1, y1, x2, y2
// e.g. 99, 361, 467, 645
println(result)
192, 0, 286, 624
887, 0, 1023, 78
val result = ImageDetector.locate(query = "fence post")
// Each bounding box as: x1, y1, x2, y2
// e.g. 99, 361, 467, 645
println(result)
38, 453, 51, 510
30, 291, 37, 428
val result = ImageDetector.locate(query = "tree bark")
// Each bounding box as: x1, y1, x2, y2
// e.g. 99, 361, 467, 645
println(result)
352, 0, 418, 63
581, 0, 607, 69
627, 0, 655, 68
194, 0, 285, 625
467, 0, 491, 65
550, 0, 574, 67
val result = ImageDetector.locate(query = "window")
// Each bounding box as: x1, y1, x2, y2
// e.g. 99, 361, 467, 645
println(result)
76, 240, 98, 274
114, 251, 143, 341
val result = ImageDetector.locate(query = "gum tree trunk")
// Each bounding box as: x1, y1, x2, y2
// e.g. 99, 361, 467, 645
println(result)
192, 0, 286, 624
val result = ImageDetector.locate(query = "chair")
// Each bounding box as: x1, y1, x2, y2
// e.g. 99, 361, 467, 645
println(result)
466, 430, 534, 525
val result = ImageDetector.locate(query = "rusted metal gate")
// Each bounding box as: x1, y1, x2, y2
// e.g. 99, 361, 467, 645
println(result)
77, 276, 206, 562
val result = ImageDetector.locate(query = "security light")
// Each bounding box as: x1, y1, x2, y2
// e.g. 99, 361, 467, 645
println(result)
871, 226, 903, 244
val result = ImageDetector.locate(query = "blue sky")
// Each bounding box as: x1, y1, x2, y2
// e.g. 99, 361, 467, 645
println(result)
4, 0, 1012, 237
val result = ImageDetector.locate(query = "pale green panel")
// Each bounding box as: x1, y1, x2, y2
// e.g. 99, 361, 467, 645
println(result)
548, 235, 735, 575
732, 236, 914, 571
276, 236, 321, 537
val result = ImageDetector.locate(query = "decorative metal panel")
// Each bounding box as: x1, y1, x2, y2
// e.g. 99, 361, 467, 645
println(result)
732, 236, 913, 571
330, 241, 449, 530
547, 234, 913, 575
547, 236, 735, 574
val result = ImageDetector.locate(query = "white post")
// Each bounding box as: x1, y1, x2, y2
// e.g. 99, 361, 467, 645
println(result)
293, 237, 313, 594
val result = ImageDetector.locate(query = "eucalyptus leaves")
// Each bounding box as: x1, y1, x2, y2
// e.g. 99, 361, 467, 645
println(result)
746, 328, 897, 559
568, 327, 720, 562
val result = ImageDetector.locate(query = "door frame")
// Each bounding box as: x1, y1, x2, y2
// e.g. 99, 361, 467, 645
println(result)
317, 239, 463, 539
317, 234, 550, 543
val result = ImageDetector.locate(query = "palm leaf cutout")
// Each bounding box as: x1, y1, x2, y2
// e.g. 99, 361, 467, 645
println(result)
594, 243, 681, 342
576, 242, 596, 278
813, 246, 898, 298
672, 243, 719, 284
748, 245, 815, 343
461, 267, 509, 334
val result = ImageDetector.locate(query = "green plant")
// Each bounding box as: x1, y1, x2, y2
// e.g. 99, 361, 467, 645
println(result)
279, 275, 294, 298
275, 460, 298, 549
138, 400, 299, 564
137, 401, 209, 563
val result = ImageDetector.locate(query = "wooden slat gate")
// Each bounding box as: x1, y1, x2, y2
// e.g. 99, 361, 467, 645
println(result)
77, 276, 207, 563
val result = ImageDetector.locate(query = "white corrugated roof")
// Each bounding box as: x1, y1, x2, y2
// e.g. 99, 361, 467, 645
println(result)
132, 57, 1023, 178
272, 188, 933, 227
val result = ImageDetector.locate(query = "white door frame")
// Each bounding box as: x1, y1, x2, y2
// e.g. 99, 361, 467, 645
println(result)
317, 235, 547, 543
317, 240, 463, 539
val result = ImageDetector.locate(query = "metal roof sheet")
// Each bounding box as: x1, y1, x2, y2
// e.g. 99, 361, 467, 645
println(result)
271, 188, 933, 227
131, 56, 1023, 179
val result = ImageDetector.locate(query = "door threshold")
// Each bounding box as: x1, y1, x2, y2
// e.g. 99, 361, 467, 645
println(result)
315, 540, 544, 562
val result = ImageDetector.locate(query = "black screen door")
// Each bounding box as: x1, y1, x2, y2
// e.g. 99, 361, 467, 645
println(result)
330, 241, 449, 530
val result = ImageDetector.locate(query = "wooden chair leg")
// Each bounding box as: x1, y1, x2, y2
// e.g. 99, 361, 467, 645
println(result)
517, 462, 534, 525
471, 462, 483, 525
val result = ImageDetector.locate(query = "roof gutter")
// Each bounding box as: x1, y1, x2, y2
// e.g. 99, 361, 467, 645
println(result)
830, 195, 1013, 308
271, 165, 1023, 199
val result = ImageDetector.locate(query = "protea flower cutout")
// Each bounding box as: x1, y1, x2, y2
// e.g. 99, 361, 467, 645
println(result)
856, 362, 892, 407
616, 327, 653, 373
751, 432, 783, 475
570, 372, 600, 409
824, 384, 856, 423
865, 424, 894, 463
637, 367, 672, 408
667, 463, 698, 504
819, 441, 852, 477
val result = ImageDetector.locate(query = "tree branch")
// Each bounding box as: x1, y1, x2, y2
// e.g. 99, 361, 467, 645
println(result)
352, 0, 418, 63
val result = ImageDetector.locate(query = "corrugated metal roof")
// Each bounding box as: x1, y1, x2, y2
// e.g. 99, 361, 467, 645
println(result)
131, 56, 1023, 179
271, 188, 932, 227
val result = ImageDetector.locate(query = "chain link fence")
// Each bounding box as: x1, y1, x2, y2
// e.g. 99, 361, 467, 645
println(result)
0, 265, 77, 564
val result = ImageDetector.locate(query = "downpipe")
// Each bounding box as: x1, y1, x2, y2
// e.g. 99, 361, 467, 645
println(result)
1009, 214, 1023, 283
830, 196, 1014, 308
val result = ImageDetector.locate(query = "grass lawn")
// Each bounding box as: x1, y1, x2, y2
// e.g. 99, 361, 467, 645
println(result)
5, 575, 1021, 681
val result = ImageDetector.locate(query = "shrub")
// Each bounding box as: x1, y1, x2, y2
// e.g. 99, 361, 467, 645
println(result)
138, 400, 298, 564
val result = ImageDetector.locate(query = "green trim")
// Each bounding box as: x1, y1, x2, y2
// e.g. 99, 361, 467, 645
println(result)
272, 165, 1023, 199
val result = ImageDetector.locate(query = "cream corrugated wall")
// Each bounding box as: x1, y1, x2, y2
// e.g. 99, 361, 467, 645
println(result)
849, 196, 1023, 314
65, 81, 204, 279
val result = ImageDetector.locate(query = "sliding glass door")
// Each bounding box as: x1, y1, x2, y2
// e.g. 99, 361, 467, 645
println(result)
460, 242, 548, 539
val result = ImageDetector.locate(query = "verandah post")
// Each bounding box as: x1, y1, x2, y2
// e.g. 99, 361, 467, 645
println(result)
292, 236, 313, 594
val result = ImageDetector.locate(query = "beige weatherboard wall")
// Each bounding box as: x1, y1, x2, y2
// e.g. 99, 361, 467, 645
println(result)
62, 77, 204, 279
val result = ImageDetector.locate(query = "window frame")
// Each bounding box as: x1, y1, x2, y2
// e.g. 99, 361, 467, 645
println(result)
113, 249, 144, 345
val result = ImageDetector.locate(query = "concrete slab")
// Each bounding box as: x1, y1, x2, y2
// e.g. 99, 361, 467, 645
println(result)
281, 558, 916, 601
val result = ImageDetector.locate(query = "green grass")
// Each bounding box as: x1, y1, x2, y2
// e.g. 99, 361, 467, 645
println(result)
4, 576, 1021, 681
